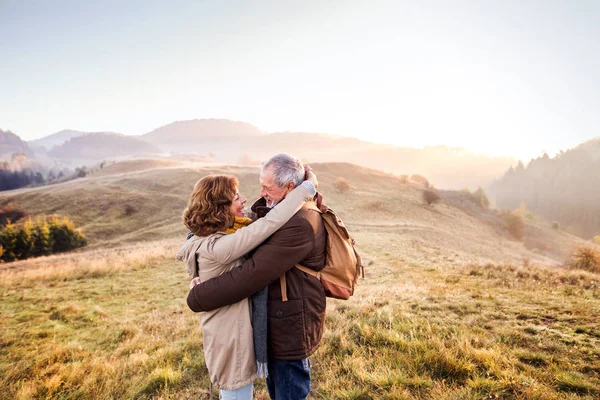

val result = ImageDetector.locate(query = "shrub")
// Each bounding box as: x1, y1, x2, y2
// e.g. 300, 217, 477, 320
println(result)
594, 235, 600, 245
124, 204, 137, 216
398, 175, 409, 184
410, 174, 430, 188
363, 200, 388, 212
472, 187, 490, 208
423, 189, 441, 205
503, 211, 525, 240
333, 177, 351, 193
0, 216, 86, 262
552, 221, 560, 230
569, 246, 600, 273
48, 216, 87, 254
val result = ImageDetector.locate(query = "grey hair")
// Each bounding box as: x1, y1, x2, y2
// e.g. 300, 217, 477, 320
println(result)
262, 153, 304, 188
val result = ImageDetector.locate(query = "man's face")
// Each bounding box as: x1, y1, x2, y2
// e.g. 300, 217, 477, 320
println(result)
260, 167, 294, 207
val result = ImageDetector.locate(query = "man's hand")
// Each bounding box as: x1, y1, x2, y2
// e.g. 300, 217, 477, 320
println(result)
304, 164, 318, 189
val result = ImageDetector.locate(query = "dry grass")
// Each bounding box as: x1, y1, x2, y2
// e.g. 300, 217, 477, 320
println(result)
1, 239, 599, 399
2, 160, 600, 399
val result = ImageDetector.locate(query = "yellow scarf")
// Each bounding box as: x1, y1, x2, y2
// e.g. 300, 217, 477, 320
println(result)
223, 216, 253, 234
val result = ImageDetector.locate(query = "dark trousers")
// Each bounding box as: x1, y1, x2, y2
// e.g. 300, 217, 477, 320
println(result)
266, 358, 311, 400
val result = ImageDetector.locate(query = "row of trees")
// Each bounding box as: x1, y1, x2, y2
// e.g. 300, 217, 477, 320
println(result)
0, 168, 45, 191
0, 152, 94, 192
0, 217, 87, 262
491, 146, 600, 238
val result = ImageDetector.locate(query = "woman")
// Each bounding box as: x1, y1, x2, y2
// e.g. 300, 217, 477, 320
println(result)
176, 172, 317, 399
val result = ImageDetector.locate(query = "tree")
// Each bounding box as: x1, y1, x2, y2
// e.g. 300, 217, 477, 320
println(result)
75, 166, 87, 178
472, 187, 490, 208
503, 212, 525, 241
14, 219, 34, 260
0, 221, 18, 262
31, 218, 53, 257
423, 189, 441, 205
333, 177, 351, 193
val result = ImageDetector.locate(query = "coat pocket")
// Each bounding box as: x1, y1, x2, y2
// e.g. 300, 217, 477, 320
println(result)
268, 299, 305, 356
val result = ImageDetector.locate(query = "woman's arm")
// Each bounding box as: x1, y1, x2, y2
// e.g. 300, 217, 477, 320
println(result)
208, 181, 316, 265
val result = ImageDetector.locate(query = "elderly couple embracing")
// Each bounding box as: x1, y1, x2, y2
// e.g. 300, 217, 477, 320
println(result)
177, 153, 327, 400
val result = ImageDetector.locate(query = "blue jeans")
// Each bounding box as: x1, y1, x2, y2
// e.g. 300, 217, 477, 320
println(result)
266, 358, 311, 400
219, 382, 253, 400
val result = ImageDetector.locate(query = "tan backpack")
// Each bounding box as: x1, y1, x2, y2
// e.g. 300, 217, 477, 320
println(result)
280, 199, 364, 301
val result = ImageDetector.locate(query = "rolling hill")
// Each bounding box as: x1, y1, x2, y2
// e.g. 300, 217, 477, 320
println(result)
0, 129, 34, 158
491, 137, 600, 238
24, 119, 516, 189
141, 118, 265, 149
139, 122, 516, 190
1, 159, 599, 398
0, 159, 588, 265
47, 132, 161, 161
27, 129, 89, 152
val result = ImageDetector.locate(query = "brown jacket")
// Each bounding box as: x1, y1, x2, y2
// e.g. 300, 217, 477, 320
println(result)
187, 198, 327, 360
177, 185, 312, 389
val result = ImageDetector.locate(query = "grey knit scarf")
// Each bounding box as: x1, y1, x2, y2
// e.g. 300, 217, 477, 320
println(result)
251, 286, 269, 377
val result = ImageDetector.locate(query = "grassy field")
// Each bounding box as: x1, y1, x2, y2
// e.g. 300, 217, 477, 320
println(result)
1, 161, 599, 399
1, 239, 599, 399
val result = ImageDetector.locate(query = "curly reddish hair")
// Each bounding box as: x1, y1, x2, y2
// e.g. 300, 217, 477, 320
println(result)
183, 175, 238, 236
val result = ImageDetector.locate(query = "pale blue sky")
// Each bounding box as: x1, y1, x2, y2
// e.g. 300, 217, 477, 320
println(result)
1, 0, 599, 160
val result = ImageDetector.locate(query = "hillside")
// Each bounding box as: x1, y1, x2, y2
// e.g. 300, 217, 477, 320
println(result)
27, 129, 89, 152
141, 118, 264, 148
0, 160, 588, 265
47, 133, 161, 161
0, 129, 34, 158
140, 124, 515, 189
25, 118, 516, 189
2, 160, 599, 399
491, 137, 600, 239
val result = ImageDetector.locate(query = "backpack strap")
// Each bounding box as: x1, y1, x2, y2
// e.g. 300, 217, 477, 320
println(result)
279, 199, 325, 302
280, 264, 321, 302
280, 272, 288, 302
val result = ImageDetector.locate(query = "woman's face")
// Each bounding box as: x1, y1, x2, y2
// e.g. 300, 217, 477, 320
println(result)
230, 189, 247, 218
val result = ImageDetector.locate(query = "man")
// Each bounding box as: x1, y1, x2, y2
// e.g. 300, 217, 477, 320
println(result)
187, 153, 327, 400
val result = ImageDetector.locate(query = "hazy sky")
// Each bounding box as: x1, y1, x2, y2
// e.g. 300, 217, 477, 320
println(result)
1, 0, 599, 160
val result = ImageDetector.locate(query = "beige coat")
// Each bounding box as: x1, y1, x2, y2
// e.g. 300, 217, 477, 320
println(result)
176, 185, 311, 390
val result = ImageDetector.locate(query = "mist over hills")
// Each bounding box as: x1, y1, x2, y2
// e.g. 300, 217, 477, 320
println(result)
1, 119, 519, 189
47, 132, 161, 160
491, 136, 600, 238
141, 118, 264, 149
27, 130, 89, 152
0, 129, 34, 158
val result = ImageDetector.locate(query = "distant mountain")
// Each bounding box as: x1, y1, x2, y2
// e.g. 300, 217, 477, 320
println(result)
48, 133, 161, 160
30, 119, 516, 189
28, 130, 89, 152
490, 136, 600, 238
0, 129, 34, 158
141, 118, 264, 147
216, 131, 516, 190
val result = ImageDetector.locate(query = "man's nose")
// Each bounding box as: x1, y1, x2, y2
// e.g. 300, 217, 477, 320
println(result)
259, 188, 266, 198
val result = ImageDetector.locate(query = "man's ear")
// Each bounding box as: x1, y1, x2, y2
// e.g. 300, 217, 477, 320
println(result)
287, 182, 296, 191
